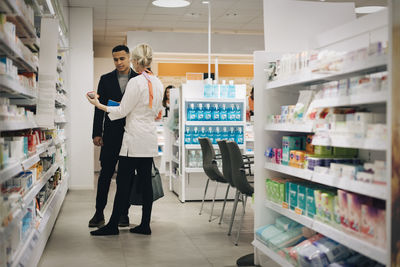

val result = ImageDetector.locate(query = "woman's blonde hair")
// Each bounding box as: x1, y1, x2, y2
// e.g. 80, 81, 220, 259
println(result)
131, 43, 153, 68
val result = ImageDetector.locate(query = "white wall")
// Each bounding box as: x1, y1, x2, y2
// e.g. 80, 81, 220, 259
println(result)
127, 31, 264, 54
263, 0, 356, 52
69, 7, 94, 189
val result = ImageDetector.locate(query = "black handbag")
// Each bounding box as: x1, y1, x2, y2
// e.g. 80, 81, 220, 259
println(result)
130, 160, 164, 205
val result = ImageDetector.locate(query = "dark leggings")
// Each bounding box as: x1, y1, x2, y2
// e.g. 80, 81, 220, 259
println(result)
108, 156, 153, 228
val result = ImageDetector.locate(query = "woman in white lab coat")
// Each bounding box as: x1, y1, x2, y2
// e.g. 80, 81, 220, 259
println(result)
87, 43, 163, 236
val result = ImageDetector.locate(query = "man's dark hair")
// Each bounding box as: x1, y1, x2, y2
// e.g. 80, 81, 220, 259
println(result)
112, 45, 129, 54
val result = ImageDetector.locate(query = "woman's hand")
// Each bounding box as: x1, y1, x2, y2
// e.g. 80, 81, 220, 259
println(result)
86, 93, 100, 106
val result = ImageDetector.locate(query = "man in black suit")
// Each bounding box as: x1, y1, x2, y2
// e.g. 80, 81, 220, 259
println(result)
89, 45, 138, 228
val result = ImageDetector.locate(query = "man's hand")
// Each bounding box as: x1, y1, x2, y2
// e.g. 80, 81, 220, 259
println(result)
93, 136, 103, 146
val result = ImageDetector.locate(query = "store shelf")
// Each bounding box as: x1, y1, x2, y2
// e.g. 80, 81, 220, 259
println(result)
0, 162, 22, 184
185, 144, 244, 149
22, 163, 60, 208
186, 98, 245, 103
312, 136, 386, 151
252, 239, 294, 267
265, 162, 313, 180
0, 75, 38, 99
55, 99, 67, 107
264, 123, 314, 133
12, 177, 68, 267
266, 55, 387, 90
265, 162, 386, 199
310, 91, 387, 109
264, 201, 387, 265
54, 118, 67, 124
10, 98, 37, 106
172, 157, 179, 164
185, 121, 245, 126
0, 120, 38, 132
185, 168, 204, 173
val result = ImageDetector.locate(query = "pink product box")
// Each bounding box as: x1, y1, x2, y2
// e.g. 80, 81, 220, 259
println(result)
275, 148, 282, 164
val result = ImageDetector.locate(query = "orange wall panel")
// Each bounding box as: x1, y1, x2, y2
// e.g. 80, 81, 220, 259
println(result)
158, 63, 253, 77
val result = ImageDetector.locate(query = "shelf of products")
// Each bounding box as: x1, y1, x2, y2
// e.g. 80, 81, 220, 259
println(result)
185, 121, 244, 126
265, 123, 314, 133
0, 75, 37, 99
185, 144, 245, 150
252, 239, 294, 267
264, 201, 386, 265
266, 55, 387, 91
254, 11, 391, 266
265, 162, 386, 200
0, 120, 38, 132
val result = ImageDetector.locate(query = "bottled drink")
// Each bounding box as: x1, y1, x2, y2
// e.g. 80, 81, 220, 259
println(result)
204, 103, 212, 121
228, 104, 236, 121
187, 103, 197, 121
199, 126, 207, 139
197, 103, 204, 121
236, 127, 244, 144
228, 127, 236, 142
184, 127, 191, 144
188, 150, 196, 168
192, 127, 200, 144
235, 104, 241, 121
220, 104, 227, 121
220, 80, 228, 98
228, 80, 236, 98
212, 80, 219, 98
204, 79, 213, 98
195, 150, 203, 168
211, 103, 220, 121
207, 127, 215, 144
221, 126, 229, 140
214, 127, 222, 143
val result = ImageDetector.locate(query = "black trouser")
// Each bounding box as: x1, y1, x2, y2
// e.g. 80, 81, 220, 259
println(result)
96, 154, 130, 217
109, 156, 153, 228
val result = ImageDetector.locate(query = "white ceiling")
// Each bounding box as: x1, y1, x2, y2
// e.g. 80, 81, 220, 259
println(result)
66, 0, 264, 47
64, 0, 387, 49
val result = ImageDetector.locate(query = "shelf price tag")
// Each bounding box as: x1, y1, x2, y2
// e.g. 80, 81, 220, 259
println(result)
295, 207, 303, 215
282, 202, 289, 209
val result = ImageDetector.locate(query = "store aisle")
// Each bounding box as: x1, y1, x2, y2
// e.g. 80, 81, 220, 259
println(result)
38, 175, 276, 267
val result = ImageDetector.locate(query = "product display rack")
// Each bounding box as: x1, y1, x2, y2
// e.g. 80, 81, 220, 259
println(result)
253, 9, 392, 267
0, 5, 69, 266
170, 81, 247, 202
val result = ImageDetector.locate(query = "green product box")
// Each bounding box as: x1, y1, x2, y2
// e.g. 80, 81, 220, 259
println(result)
289, 183, 299, 210
273, 182, 280, 203
297, 184, 307, 215
285, 182, 290, 204
282, 136, 303, 165
279, 182, 285, 203
306, 187, 316, 218
266, 179, 271, 201
332, 147, 358, 157
314, 189, 323, 219
314, 145, 333, 156
321, 192, 334, 223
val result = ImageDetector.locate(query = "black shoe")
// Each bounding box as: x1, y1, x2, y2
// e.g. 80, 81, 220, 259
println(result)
129, 225, 151, 235
90, 224, 119, 236
118, 215, 130, 227
88, 213, 105, 228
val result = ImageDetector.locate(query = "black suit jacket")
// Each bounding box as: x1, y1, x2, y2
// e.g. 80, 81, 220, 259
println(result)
92, 68, 138, 161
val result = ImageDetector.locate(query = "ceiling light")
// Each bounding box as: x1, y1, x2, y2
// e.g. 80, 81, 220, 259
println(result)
355, 6, 386, 14
202, 1, 210, 4
152, 0, 190, 8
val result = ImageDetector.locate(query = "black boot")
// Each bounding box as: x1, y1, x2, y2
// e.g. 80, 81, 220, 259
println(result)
88, 212, 105, 228
90, 224, 119, 236
118, 215, 130, 227
129, 225, 151, 235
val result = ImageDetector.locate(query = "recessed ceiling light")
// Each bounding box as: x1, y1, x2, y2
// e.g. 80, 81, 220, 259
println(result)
152, 0, 190, 8
202, 1, 210, 4
355, 6, 386, 14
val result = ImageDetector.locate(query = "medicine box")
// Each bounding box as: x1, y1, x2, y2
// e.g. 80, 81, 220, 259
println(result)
282, 136, 302, 165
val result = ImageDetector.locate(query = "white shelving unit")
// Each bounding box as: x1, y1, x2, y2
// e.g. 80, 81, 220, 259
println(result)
253, 7, 393, 267
171, 81, 247, 202
0, 6, 70, 266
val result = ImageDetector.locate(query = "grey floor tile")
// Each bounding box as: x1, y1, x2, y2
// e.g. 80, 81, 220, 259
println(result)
38, 174, 275, 267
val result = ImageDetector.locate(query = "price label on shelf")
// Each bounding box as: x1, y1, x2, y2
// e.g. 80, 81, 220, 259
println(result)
295, 207, 303, 215
282, 202, 289, 209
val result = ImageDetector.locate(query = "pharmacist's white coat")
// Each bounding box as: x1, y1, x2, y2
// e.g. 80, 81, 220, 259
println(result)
107, 74, 163, 157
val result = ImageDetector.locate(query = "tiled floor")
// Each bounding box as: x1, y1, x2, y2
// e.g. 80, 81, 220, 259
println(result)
38, 174, 277, 267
